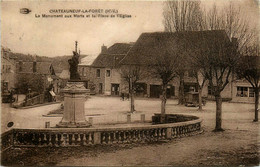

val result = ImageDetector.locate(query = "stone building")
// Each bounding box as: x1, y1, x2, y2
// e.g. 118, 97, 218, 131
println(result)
120, 30, 234, 100
80, 30, 258, 103
1, 48, 16, 93
231, 79, 255, 103
231, 56, 260, 103
16, 61, 60, 94
79, 43, 134, 95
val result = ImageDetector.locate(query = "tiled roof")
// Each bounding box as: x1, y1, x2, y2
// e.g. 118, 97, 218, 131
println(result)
120, 30, 230, 65
106, 43, 134, 55
92, 43, 134, 68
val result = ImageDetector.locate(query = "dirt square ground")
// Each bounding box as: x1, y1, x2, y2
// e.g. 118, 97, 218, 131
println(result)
1, 96, 259, 166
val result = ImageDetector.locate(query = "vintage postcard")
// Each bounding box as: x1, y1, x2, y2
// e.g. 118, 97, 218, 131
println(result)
1, 0, 259, 166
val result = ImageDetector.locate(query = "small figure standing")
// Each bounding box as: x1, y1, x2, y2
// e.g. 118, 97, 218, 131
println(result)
9, 89, 15, 105
68, 41, 81, 80
126, 93, 129, 100
121, 93, 125, 101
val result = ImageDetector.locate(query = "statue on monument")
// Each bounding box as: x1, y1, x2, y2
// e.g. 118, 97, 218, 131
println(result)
68, 41, 81, 80
57, 41, 90, 128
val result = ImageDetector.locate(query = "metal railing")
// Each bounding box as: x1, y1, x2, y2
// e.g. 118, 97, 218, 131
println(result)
24, 94, 45, 106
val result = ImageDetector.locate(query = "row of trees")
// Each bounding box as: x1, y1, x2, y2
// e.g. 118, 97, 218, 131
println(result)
121, 1, 259, 131
162, 0, 259, 131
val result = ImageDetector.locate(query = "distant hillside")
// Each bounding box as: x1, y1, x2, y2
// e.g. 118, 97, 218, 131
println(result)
2, 46, 87, 74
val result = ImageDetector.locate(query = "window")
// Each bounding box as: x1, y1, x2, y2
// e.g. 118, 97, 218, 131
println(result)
81, 68, 85, 77
249, 87, 254, 97
96, 69, 100, 78
7, 65, 11, 73
106, 70, 111, 77
187, 70, 195, 77
19, 64, 22, 72
83, 68, 87, 77
2, 81, 8, 92
208, 86, 217, 96
237, 87, 248, 97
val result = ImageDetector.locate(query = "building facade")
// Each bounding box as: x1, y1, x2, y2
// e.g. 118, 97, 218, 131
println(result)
1, 48, 16, 93
120, 31, 234, 100
79, 43, 134, 96
79, 31, 257, 103
231, 80, 258, 103
16, 61, 60, 94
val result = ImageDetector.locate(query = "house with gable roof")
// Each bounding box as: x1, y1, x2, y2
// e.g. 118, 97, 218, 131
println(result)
16, 60, 60, 94
80, 30, 257, 103
79, 43, 134, 95
120, 30, 235, 100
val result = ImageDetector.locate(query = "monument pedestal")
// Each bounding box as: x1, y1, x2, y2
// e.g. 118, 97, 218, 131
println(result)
57, 81, 91, 128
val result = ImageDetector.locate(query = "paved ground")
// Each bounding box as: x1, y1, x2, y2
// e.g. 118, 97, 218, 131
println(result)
1, 96, 259, 166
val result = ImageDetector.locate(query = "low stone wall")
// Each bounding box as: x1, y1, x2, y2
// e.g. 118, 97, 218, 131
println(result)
12, 94, 45, 108
152, 114, 199, 124
1, 115, 202, 150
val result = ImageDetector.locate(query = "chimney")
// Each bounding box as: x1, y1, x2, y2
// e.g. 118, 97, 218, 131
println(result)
101, 44, 107, 53
33, 61, 36, 73
18, 60, 23, 72
33, 55, 37, 73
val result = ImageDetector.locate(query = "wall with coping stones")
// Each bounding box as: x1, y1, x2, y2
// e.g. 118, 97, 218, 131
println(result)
1, 115, 202, 151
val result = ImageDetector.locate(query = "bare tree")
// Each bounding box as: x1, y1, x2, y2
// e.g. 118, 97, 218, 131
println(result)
163, 0, 203, 32
163, 0, 204, 105
193, 32, 238, 131
163, 1, 256, 129
202, 2, 256, 130
203, 2, 255, 53
120, 65, 144, 113
236, 44, 260, 122
149, 40, 180, 123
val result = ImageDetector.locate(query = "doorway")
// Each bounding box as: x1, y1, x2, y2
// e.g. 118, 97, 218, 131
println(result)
150, 85, 161, 98
111, 84, 120, 96
99, 83, 103, 94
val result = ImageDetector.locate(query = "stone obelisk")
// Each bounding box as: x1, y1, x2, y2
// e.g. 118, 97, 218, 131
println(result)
57, 41, 91, 128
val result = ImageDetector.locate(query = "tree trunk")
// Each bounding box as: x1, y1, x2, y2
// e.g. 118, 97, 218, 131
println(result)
178, 73, 185, 105
130, 91, 135, 113
214, 93, 224, 131
161, 85, 167, 123
198, 87, 203, 111
253, 88, 259, 122
129, 78, 135, 113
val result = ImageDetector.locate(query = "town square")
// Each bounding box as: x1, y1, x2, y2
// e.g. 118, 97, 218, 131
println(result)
1, 0, 259, 166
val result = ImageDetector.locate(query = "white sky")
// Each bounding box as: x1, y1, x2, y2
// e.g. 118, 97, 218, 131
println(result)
1, 0, 258, 58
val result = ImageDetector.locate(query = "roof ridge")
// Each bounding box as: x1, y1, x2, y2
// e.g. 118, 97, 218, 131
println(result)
121, 30, 229, 65
139, 30, 226, 36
